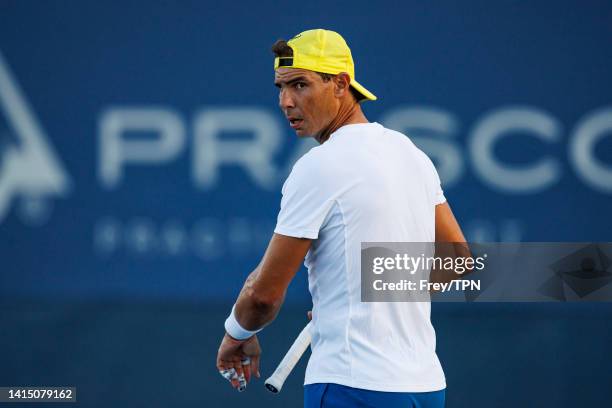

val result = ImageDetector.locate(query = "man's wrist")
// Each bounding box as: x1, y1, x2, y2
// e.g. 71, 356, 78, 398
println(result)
224, 305, 262, 340
224, 331, 247, 343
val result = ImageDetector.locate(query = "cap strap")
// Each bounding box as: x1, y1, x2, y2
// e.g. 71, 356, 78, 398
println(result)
277, 57, 293, 67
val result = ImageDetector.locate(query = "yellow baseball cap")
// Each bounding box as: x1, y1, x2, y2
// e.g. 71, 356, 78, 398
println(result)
274, 29, 377, 102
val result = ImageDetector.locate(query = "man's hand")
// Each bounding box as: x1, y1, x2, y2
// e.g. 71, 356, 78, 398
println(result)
216, 234, 309, 391
216, 333, 261, 391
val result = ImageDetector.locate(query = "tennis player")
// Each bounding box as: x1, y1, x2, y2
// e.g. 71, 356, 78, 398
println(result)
216, 28, 467, 407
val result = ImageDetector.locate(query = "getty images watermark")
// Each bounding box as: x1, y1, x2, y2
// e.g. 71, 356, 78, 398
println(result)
361, 242, 612, 302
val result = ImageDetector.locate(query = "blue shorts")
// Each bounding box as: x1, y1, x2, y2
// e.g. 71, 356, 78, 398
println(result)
304, 383, 445, 408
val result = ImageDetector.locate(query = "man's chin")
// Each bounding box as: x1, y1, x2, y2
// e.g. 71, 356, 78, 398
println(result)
294, 128, 311, 138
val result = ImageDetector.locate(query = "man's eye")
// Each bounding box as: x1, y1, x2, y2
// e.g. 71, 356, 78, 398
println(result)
295, 82, 306, 89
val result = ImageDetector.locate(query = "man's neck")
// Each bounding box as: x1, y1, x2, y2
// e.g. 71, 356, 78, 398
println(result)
315, 103, 368, 144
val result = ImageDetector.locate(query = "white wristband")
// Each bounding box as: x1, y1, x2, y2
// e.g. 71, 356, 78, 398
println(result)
224, 305, 262, 340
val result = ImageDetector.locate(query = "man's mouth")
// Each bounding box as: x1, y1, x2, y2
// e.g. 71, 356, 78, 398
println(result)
288, 118, 303, 129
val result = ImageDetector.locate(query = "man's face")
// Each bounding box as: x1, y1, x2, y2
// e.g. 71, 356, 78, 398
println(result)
274, 67, 340, 138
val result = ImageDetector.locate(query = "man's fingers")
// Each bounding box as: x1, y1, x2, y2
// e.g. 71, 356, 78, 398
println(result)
231, 376, 243, 391
242, 357, 251, 383
217, 334, 261, 391
307, 310, 312, 320
233, 357, 244, 378
251, 355, 261, 378
219, 368, 235, 382
219, 367, 242, 390
220, 368, 245, 391
218, 359, 247, 391
231, 358, 247, 391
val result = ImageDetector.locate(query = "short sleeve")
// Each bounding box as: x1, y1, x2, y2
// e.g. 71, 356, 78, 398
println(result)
424, 156, 446, 205
274, 157, 336, 239
433, 166, 446, 205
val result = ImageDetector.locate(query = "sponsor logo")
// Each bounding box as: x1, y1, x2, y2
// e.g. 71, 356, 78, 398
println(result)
0, 51, 71, 226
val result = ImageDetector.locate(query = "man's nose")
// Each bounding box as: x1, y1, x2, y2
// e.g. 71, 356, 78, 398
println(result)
279, 89, 295, 110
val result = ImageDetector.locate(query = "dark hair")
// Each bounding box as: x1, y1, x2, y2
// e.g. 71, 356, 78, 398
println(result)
271, 39, 363, 102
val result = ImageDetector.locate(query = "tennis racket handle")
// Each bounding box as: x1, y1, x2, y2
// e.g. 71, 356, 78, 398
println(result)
264, 322, 313, 394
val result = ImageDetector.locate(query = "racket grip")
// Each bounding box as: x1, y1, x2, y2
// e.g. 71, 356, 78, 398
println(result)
264, 322, 313, 393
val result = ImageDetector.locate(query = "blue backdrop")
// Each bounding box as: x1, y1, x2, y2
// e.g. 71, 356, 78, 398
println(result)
0, 1, 611, 407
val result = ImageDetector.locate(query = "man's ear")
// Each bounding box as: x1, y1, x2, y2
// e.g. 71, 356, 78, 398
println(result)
334, 72, 351, 97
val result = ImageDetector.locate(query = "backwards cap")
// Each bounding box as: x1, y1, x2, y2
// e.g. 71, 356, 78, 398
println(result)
274, 29, 377, 101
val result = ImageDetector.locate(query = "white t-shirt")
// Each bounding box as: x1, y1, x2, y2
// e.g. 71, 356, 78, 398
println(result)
274, 122, 447, 392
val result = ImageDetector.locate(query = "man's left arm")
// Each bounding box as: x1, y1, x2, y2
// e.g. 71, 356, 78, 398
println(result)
216, 233, 311, 389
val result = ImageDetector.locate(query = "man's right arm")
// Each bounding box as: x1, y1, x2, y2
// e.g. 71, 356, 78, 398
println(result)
435, 202, 466, 243
431, 202, 471, 284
